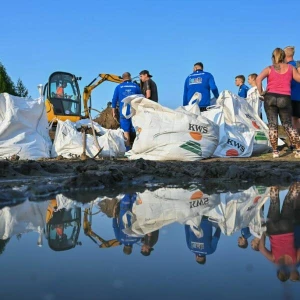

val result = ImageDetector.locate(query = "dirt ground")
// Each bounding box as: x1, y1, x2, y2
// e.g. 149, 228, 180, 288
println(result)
0, 144, 299, 202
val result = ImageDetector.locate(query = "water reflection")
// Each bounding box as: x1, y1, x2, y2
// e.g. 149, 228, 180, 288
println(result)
0, 182, 299, 287
259, 182, 300, 282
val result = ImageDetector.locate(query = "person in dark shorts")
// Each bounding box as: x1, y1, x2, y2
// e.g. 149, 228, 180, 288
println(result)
141, 230, 159, 256
139, 70, 158, 102
284, 46, 300, 135
111, 72, 141, 151
259, 184, 300, 282
256, 48, 300, 158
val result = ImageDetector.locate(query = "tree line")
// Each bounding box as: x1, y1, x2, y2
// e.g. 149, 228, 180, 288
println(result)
0, 62, 29, 97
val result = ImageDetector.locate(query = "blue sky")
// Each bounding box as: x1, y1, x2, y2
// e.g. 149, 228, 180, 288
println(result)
1, 0, 300, 112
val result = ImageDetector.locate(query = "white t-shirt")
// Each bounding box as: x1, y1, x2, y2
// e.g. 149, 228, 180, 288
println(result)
247, 86, 262, 116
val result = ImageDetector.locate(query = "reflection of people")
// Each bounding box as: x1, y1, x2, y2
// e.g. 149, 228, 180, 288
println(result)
235, 75, 249, 98
111, 72, 141, 151
238, 227, 251, 249
112, 194, 142, 255
56, 82, 67, 98
259, 184, 300, 282
141, 230, 159, 256
185, 216, 221, 265
183, 62, 219, 112
256, 48, 300, 158
139, 70, 158, 102
0, 238, 10, 256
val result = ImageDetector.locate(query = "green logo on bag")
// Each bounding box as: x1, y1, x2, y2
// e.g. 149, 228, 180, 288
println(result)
255, 131, 267, 141
180, 141, 202, 156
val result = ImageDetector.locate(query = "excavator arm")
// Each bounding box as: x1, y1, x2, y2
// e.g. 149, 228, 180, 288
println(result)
83, 208, 121, 248
83, 74, 123, 118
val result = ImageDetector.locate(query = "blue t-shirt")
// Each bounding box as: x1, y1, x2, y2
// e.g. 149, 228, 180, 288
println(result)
113, 194, 141, 246
185, 218, 221, 256
288, 60, 300, 101
183, 70, 219, 108
112, 81, 141, 118
241, 227, 252, 240
238, 84, 249, 98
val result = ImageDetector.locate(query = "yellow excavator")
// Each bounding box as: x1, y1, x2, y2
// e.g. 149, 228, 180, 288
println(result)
44, 71, 123, 123
45, 199, 120, 251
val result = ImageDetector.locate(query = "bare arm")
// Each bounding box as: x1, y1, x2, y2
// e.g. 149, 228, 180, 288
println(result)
259, 233, 274, 262
293, 67, 300, 83
112, 108, 116, 118
146, 90, 151, 99
256, 67, 270, 95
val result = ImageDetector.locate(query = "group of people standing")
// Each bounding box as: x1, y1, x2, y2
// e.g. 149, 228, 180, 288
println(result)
111, 46, 300, 158
182, 47, 300, 159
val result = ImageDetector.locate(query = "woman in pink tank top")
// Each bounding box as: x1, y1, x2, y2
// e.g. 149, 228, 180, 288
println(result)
259, 183, 300, 282
256, 48, 300, 158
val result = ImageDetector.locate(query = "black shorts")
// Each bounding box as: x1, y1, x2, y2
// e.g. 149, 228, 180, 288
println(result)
292, 100, 300, 118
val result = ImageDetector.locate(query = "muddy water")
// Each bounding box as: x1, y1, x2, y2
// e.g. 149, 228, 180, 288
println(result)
0, 182, 300, 300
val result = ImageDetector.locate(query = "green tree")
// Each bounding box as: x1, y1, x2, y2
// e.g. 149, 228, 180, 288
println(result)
15, 78, 29, 97
0, 62, 16, 95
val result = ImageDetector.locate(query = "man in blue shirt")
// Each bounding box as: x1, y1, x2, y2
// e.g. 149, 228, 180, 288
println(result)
183, 62, 219, 112
112, 72, 141, 151
235, 75, 249, 98
185, 216, 221, 265
284, 46, 300, 136
113, 194, 142, 255
238, 227, 252, 249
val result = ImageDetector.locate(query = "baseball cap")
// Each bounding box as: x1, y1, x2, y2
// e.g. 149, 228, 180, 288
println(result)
139, 70, 153, 78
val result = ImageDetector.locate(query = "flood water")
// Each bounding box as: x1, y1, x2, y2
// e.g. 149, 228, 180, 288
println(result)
0, 182, 300, 300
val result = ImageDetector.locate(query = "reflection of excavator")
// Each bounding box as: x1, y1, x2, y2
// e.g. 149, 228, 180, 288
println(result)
45, 200, 81, 251
44, 71, 122, 123
83, 207, 121, 248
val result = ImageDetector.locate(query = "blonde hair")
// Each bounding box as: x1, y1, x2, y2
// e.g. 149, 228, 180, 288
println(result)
284, 46, 295, 56
272, 48, 286, 64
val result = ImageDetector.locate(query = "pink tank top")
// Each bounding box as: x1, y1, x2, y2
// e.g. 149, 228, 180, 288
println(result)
267, 65, 293, 95
270, 233, 297, 264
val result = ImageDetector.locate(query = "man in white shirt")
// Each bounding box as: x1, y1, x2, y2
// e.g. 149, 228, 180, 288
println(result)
247, 73, 263, 119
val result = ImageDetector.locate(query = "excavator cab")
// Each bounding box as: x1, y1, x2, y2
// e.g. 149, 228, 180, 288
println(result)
46, 205, 81, 252
44, 71, 82, 123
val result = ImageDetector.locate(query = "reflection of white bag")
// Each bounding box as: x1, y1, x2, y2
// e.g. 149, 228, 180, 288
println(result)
0, 93, 52, 159
127, 188, 220, 235
51, 120, 126, 158
203, 90, 271, 157
122, 95, 219, 161
206, 186, 269, 236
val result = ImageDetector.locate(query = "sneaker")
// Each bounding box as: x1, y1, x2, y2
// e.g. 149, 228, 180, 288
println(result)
295, 151, 300, 158
273, 150, 280, 158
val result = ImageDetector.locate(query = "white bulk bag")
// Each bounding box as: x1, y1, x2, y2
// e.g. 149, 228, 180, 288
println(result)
0, 93, 52, 159
202, 90, 271, 157
51, 120, 126, 158
123, 188, 220, 236
122, 95, 219, 161
206, 186, 269, 236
